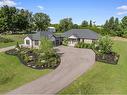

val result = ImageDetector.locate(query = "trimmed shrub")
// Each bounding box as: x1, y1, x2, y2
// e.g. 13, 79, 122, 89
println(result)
62, 38, 68, 46
16, 42, 20, 49
39, 38, 53, 53
75, 42, 94, 49
95, 36, 113, 54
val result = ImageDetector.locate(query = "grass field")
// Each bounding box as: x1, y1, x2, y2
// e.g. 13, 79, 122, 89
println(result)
0, 34, 26, 48
0, 53, 51, 94
59, 41, 127, 94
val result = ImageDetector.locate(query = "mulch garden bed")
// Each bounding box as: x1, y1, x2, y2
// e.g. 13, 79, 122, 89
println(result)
5, 49, 61, 70
96, 52, 120, 64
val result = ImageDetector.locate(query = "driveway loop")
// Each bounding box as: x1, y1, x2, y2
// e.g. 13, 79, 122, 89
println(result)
7, 46, 95, 95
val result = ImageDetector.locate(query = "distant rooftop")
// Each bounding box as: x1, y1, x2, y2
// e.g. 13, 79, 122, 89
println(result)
48, 27, 55, 29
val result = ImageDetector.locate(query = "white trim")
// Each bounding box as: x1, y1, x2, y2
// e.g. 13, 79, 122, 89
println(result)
24, 36, 32, 48
68, 35, 77, 39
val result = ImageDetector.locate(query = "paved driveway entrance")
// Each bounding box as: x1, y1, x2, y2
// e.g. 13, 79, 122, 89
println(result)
8, 46, 95, 95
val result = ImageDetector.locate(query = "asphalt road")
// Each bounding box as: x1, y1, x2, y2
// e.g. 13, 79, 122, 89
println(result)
7, 46, 95, 95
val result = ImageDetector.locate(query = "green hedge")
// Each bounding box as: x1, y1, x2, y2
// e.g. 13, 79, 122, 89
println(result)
0, 36, 14, 43
75, 42, 94, 49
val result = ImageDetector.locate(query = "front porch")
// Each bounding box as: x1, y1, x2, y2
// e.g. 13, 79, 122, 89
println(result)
68, 35, 79, 46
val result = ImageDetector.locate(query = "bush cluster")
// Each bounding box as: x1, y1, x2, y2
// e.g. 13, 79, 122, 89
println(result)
75, 42, 94, 49
0, 36, 14, 43
6, 39, 60, 69
74, 36, 119, 64
62, 38, 68, 46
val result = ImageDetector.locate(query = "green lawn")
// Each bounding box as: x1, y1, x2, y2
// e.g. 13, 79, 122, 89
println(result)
59, 40, 127, 94
0, 34, 26, 48
0, 53, 51, 94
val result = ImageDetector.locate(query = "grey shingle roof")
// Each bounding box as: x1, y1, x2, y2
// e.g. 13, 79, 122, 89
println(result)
28, 31, 56, 41
63, 29, 100, 40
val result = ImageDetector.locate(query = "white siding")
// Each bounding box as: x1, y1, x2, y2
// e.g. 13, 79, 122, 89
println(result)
24, 37, 32, 48
32, 40, 41, 49
68, 35, 78, 46
84, 39, 93, 44
79, 38, 92, 44
68, 40, 78, 46
24, 37, 42, 48
80, 39, 84, 42
68, 35, 77, 39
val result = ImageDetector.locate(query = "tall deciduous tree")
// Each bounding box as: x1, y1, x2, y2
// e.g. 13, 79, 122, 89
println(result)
0, 5, 33, 33
59, 18, 73, 32
81, 20, 88, 27
14, 9, 31, 32
33, 13, 50, 31
73, 24, 79, 29
0, 5, 17, 33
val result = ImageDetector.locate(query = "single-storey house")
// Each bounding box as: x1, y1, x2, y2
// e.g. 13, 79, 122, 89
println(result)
23, 29, 99, 48
23, 31, 62, 48
63, 29, 100, 46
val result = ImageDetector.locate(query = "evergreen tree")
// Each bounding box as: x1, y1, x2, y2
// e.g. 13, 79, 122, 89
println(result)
122, 16, 127, 29
90, 20, 92, 27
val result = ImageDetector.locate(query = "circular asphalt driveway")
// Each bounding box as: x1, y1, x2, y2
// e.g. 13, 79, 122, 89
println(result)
7, 46, 95, 95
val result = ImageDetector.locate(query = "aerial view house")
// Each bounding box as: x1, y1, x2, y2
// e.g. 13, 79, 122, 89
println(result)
0, 0, 126, 94
63, 29, 100, 46
24, 29, 99, 48
24, 31, 62, 48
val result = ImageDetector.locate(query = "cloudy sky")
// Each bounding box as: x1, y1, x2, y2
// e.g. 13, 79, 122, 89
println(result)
0, 0, 127, 25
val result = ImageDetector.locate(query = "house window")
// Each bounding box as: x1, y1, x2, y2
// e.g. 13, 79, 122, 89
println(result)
26, 40, 30, 45
34, 40, 39, 46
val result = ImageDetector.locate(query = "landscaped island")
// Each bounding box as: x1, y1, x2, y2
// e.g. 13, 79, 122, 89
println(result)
59, 40, 127, 94
6, 38, 61, 70
0, 37, 61, 94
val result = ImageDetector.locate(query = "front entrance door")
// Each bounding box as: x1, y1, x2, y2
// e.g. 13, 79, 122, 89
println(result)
68, 39, 77, 46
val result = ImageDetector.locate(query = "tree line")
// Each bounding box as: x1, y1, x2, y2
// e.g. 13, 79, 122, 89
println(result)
0, 5, 127, 38
0, 5, 50, 34
0, 5, 100, 34
103, 16, 127, 37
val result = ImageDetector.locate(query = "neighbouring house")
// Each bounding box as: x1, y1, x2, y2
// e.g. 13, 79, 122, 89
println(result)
63, 29, 100, 46
24, 31, 62, 48
48, 27, 56, 33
